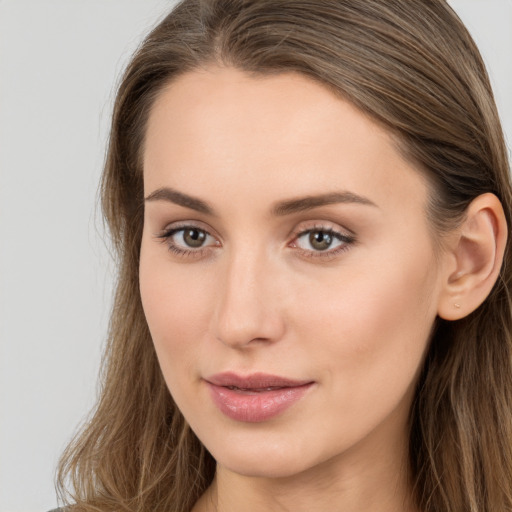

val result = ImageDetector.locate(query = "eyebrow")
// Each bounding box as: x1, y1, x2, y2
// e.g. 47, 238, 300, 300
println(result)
144, 187, 377, 216
271, 191, 377, 216
145, 187, 214, 215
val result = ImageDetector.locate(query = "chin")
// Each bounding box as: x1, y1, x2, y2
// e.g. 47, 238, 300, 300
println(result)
219, 456, 310, 479
205, 433, 323, 479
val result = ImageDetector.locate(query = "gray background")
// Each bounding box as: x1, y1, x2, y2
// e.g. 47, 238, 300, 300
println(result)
0, 1, 511, 511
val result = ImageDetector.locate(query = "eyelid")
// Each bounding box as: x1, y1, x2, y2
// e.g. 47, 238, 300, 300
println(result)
158, 218, 216, 234
155, 219, 218, 241
289, 220, 355, 241
292, 219, 355, 236
160, 225, 217, 243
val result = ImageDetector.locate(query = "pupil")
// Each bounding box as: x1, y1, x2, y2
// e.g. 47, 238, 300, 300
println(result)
310, 231, 332, 251
184, 229, 206, 248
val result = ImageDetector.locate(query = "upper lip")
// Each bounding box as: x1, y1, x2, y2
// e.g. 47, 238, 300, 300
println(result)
205, 372, 313, 389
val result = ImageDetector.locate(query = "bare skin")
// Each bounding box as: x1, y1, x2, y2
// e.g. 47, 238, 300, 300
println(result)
139, 66, 505, 512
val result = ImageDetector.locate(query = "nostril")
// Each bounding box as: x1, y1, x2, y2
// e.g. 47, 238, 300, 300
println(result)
214, 308, 285, 349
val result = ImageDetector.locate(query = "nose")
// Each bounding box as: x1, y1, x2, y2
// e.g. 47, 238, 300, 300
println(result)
212, 250, 286, 349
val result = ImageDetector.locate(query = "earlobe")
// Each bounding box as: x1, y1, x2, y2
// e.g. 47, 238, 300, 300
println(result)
437, 193, 507, 321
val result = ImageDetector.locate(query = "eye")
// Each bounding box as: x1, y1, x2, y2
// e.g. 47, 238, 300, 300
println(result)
291, 226, 355, 258
303, 230, 340, 251
176, 227, 209, 248
156, 224, 220, 257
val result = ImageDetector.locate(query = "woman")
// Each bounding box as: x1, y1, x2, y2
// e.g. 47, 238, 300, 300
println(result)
56, 1, 512, 511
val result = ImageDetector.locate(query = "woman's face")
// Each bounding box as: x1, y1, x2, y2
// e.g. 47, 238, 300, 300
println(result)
140, 67, 447, 478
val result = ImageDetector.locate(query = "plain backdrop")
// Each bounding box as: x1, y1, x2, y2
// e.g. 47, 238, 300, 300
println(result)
0, 1, 511, 511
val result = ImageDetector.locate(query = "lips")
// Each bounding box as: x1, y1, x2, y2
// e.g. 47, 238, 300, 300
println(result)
205, 372, 314, 422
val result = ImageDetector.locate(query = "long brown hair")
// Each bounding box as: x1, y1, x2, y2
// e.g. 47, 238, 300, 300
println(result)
57, 1, 512, 511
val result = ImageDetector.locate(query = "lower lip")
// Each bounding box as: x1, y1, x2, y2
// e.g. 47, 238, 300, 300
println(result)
206, 382, 313, 422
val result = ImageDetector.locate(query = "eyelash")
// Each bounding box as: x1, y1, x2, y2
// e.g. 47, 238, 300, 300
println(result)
155, 223, 356, 261
290, 226, 355, 260
156, 225, 217, 259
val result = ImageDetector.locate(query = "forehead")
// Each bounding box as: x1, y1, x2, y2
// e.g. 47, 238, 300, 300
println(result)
143, 66, 429, 217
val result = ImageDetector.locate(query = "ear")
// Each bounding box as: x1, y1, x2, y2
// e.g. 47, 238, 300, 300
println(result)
437, 193, 508, 321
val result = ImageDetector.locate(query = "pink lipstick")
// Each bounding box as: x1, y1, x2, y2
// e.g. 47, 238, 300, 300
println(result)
205, 372, 314, 422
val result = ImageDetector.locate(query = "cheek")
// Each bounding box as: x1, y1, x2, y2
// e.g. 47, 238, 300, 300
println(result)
139, 247, 214, 384
293, 245, 438, 394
